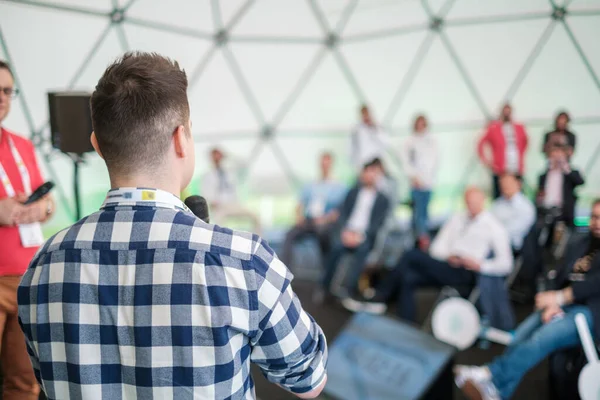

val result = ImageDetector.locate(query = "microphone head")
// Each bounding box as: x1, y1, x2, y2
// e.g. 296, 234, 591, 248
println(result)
184, 195, 210, 223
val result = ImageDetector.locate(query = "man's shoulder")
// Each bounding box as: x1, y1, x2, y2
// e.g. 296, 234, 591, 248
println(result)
4, 129, 34, 149
38, 208, 265, 262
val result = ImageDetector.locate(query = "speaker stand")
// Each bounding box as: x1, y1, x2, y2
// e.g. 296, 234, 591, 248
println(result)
69, 153, 84, 221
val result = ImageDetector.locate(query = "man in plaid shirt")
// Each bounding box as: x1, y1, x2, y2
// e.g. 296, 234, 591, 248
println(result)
17, 52, 328, 399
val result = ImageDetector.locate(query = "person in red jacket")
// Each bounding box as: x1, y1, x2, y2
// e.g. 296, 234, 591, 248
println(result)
0, 61, 53, 400
478, 103, 528, 198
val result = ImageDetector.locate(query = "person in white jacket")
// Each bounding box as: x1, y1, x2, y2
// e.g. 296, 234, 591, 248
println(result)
350, 105, 390, 171
400, 115, 438, 241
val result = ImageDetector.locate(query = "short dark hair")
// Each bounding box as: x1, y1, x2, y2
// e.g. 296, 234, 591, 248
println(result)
91, 52, 190, 173
363, 157, 382, 170
0, 61, 14, 78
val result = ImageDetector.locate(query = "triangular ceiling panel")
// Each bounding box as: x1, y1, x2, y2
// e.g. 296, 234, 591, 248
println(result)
246, 143, 293, 195
568, 15, 600, 79
231, 0, 323, 38
123, 23, 211, 75
342, 0, 429, 36
278, 53, 359, 131
512, 24, 600, 119
69, 27, 124, 91
341, 31, 428, 116
446, 19, 549, 113
392, 36, 486, 128
446, 0, 551, 20
31, 0, 113, 12
218, 0, 249, 29
187, 50, 260, 134
565, 0, 600, 10
0, 2, 108, 127
315, 0, 351, 31
126, 0, 214, 33
228, 42, 320, 123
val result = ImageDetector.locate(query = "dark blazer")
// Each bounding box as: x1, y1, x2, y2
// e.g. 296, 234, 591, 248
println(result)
556, 235, 600, 340
538, 169, 584, 226
542, 130, 576, 154
337, 185, 390, 246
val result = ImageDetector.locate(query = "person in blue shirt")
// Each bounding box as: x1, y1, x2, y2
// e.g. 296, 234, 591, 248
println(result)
280, 152, 347, 266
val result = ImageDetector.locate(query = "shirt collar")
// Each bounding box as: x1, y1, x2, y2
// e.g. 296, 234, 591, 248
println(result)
101, 187, 189, 212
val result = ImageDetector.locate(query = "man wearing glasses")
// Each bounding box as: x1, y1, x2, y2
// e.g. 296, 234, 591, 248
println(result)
0, 60, 53, 399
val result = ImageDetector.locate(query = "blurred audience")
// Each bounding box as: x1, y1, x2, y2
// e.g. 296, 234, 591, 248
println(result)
478, 103, 528, 198
491, 174, 536, 253
372, 158, 398, 208
455, 199, 600, 400
280, 152, 346, 266
543, 111, 576, 159
202, 147, 261, 233
343, 187, 513, 322
350, 105, 390, 171
537, 145, 584, 227
401, 114, 438, 241
320, 159, 390, 299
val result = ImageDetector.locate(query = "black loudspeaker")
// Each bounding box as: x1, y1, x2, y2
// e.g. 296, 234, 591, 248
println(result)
325, 313, 455, 400
48, 92, 94, 154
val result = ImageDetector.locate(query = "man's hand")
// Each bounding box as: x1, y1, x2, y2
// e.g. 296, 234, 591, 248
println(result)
542, 304, 564, 324
461, 257, 481, 272
411, 177, 422, 189
447, 255, 462, 268
313, 215, 327, 226
0, 197, 25, 226
535, 290, 560, 310
341, 230, 362, 248
14, 199, 47, 225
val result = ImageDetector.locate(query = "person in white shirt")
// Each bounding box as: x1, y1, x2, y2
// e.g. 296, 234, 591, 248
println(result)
401, 114, 438, 242
201, 147, 261, 233
491, 174, 536, 252
350, 105, 390, 171
321, 160, 390, 299
343, 187, 513, 321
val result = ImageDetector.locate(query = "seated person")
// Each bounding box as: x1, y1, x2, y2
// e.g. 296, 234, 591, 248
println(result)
455, 199, 600, 400
280, 152, 346, 266
202, 147, 261, 233
320, 159, 390, 298
490, 174, 536, 254
343, 187, 512, 322
372, 158, 398, 208
537, 144, 584, 227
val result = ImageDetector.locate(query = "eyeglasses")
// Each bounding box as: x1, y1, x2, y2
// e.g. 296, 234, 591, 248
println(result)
0, 87, 19, 98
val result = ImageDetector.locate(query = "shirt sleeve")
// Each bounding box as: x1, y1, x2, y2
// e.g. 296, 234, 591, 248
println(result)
480, 219, 513, 276
250, 240, 328, 395
429, 216, 458, 261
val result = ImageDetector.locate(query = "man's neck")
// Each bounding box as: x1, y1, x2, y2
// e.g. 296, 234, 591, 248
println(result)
110, 172, 182, 198
320, 172, 331, 181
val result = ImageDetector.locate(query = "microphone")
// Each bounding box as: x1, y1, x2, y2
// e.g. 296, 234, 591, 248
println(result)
184, 195, 210, 223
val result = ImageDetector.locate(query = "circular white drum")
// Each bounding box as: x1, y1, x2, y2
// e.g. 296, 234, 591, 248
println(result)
431, 297, 481, 350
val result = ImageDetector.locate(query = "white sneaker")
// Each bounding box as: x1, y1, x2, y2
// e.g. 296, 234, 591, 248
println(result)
341, 297, 387, 315
454, 365, 500, 400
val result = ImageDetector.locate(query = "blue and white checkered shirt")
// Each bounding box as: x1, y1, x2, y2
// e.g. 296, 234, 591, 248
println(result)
18, 188, 327, 400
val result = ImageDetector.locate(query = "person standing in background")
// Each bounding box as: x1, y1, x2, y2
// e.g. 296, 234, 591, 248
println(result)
543, 111, 576, 159
401, 114, 438, 244
350, 105, 390, 171
280, 152, 346, 266
202, 147, 261, 233
478, 103, 528, 198
0, 60, 54, 400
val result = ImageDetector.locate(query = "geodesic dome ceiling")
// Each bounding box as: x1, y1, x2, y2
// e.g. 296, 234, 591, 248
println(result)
1, 0, 600, 225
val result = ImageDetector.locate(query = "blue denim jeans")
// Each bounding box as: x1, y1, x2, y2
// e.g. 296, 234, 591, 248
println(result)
411, 189, 431, 237
488, 305, 594, 399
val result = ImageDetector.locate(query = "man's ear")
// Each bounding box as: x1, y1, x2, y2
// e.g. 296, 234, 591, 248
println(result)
90, 132, 104, 159
173, 125, 187, 158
